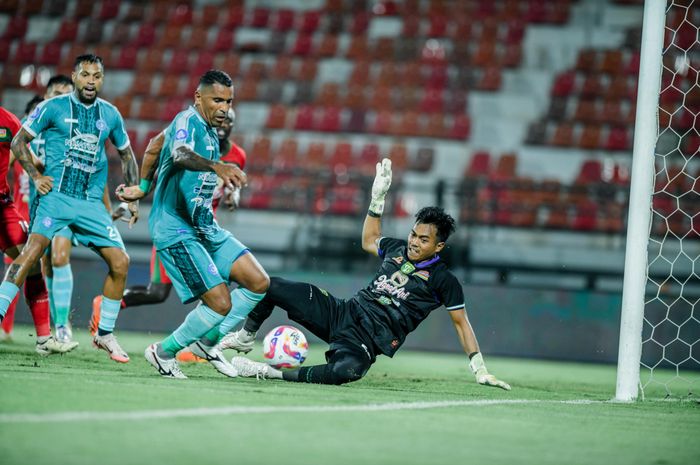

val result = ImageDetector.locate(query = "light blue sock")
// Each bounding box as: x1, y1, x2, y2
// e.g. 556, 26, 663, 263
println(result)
52, 264, 73, 326
97, 296, 122, 334
162, 304, 224, 356
0, 281, 20, 319
218, 288, 267, 338
45, 276, 55, 323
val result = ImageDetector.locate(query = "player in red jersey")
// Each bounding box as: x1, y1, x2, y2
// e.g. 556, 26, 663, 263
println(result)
90, 109, 247, 363
0, 106, 77, 354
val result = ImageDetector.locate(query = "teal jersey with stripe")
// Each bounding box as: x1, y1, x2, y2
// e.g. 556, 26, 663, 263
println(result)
150, 106, 227, 249
22, 92, 130, 201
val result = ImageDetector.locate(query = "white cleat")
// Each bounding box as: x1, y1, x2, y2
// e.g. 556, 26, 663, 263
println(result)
188, 341, 238, 378
93, 333, 129, 363
144, 344, 187, 379
55, 324, 73, 344
218, 329, 256, 353
231, 356, 271, 379
35, 336, 79, 356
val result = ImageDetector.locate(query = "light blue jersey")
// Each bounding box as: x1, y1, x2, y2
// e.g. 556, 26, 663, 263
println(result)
150, 106, 228, 249
22, 92, 129, 201
21, 115, 46, 209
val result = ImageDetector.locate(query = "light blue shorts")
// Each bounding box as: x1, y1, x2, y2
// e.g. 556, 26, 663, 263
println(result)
157, 232, 248, 304
31, 191, 124, 250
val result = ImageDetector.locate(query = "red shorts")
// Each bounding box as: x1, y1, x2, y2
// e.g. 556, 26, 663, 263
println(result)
0, 202, 29, 251
150, 246, 172, 285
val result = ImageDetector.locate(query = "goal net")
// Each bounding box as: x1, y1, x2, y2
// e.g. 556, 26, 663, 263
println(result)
637, 0, 700, 399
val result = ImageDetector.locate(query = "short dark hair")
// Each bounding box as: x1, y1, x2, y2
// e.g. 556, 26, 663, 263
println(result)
73, 53, 103, 70
24, 95, 43, 116
414, 207, 456, 243
198, 69, 233, 88
46, 74, 73, 90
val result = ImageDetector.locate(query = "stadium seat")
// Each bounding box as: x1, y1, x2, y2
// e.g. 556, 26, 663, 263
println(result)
545, 204, 570, 229
222, 6, 244, 28
55, 19, 78, 42
2, 15, 27, 40
129, 77, 153, 97
326, 12, 344, 34
294, 105, 316, 130
273, 138, 299, 173
357, 143, 380, 176
113, 95, 134, 120
327, 185, 362, 216
573, 99, 598, 123
81, 21, 103, 43
388, 144, 409, 172
605, 126, 630, 151
37, 42, 62, 66
491, 153, 517, 182
299, 11, 321, 33
317, 82, 341, 107
197, 4, 220, 27
368, 85, 393, 112
73, 0, 92, 18
329, 141, 354, 173
12, 42, 36, 64
192, 50, 215, 76
572, 200, 598, 231
419, 88, 444, 113
349, 12, 370, 34
421, 113, 445, 138
260, 80, 284, 103
578, 125, 602, 150
370, 111, 394, 134
138, 48, 165, 74
270, 56, 292, 80
550, 123, 574, 147
428, 14, 448, 37
466, 151, 491, 178
137, 97, 162, 121
133, 23, 157, 48
213, 29, 235, 52
348, 60, 371, 86
245, 61, 268, 81
291, 34, 314, 56
505, 19, 526, 44
158, 75, 182, 98
394, 38, 419, 61
580, 75, 604, 98
343, 85, 367, 109
316, 34, 339, 57
346, 36, 370, 60
476, 66, 502, 91
305, 141, 327, 172
551, 71, 577, 97
272, 9, 295, 31
98, 0, 120, 20
597, 202, 625, 234
163, 98, 187, 122
393, 111, 421, 137
501, 44, 523, 68
447, 114, 471, 140
296, 58, 318, 81
599, 50, 624, 74
426, 65, 449, 90
411, 147, 434, 172
317, 106, 343, 132
235, 81, 259, 102
345, 109, 366, 133
122, 2, 146, 22
158, 26, 183, 49
292, 82, 314, 104
108, 22, 132, 46
169, 3, 194, 27
575, 49, 598, 73
402, 16, 421, 37
599, 100, 624, 125
575, 160, 603, 185
250, 7, 271, 28
114, 45, 138, 70
265, 104, 288, 129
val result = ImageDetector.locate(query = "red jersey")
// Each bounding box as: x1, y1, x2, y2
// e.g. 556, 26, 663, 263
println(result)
10, 160, 30, 218
0, 107, 21, 203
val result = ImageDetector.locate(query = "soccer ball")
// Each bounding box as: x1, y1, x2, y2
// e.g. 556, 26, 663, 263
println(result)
262, 325, 309, 369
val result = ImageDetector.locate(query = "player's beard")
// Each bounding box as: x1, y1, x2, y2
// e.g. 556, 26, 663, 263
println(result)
78, 86, 98, 104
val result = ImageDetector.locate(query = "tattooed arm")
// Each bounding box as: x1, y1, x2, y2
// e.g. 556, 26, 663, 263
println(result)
116, 144, 140, 226
172, 146, 247, 189
10, 128, 53, 195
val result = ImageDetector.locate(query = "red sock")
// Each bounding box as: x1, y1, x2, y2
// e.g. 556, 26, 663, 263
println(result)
24, 274, 50, 338
1, 294, 17, 334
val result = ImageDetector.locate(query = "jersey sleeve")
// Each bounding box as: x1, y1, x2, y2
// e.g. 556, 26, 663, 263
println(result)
22, 100, 54, 138
108, 108, 130, 150
433, 271, 466, 311
172, 113, 197, 153
377, 237, 406, 258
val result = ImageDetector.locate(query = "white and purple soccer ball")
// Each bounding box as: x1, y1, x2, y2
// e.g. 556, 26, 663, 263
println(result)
262, 325, 309, 369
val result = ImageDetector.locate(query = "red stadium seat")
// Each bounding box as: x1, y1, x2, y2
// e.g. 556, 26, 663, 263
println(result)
605, 126, 630, 151
599, 100, 624, 125
573, 99, 598, 123
290, 34, 314, 56
357, 143, 380, 176
448, 114, 471, 140
271, 56, 292, 80
113, 96, 134, 120
349, 12, 370, 34
81, 20, 103, 43
605, 75, 631, 100
299, 11, 321, 33
345, 109, 366, 133
222, 6, 244, 28
213, 29, 235, 52
316, 34, 338, 57
294, 105, 315, 131
371, 110, 394, 134
272, 9, 295, 31
73, 0, 92, 18
317, 106, 342, 132
348, 60, 371, 86
501, 44, 523, 68
265, 104, 288, 129
551, 71, 577, 97
2, 15, 27, 40
12, 42, 36, 64
388, 144, 409, 172
572, 200, 598, 231
273, 138, 299, 172
163, 98, 187, 122
169, 3, 193, 27
329, 141, 354, 172
346, 36, 370, 60
317, 82, 341, 107
98, 0, 120, 20
472, 41, 497, 68
505, 19, 525, 44
305, 141, 327, 171
192, 50, 215, 76
122, 2, 146, 22
213, 54, 240, 76
137, 97, 162, 121
158, 75, 182, 98
476, 67, 502, 91
158, 26, 183, 49
55, 19, 78, 42
419, 88, 444, 113
250, 7, 271, 28
402, 16, 421, 37
580, 75, 604, 98
368, 85, 393, 111
37, 42, 62, 66
296, 58, 318, 81
137, 48, 165, 75
235, 81, 258, 102
423, 113, 446, 138
577, 125, 602, 150
393, 111, 421, 137
575, 49, 598, 73
198, 5, 220, 27
167, 50, 191, 74
550, 123, 575, 147
599, 50, 624, 75
393, 86, 419, 111
466, 151, 491, 178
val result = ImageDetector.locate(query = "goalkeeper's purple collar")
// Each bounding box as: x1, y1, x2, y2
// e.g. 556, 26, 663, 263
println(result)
414, 255, 441, 269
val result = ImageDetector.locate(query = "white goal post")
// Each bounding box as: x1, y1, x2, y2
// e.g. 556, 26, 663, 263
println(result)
616, 0, 699, 401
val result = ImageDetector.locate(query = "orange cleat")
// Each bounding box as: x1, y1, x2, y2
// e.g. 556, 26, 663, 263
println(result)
176, 349, 207, 363
89, 295, 101, 336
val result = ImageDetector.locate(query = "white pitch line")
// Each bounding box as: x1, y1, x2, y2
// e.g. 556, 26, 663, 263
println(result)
0, 399, 604, 424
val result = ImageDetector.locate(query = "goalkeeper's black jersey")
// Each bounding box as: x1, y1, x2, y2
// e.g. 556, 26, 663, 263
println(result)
353, 237, 465, 357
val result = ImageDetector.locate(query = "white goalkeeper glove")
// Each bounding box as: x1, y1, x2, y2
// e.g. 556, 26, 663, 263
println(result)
469, 352, 511, 391
369, 158, 392, 216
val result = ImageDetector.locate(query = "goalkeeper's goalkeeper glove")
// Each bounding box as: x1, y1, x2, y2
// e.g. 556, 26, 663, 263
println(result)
369, 158, 392, 216
469, 352, 511, 391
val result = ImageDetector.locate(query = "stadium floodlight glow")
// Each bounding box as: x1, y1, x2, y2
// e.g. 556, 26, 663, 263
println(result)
616, 0, 700, 401
615, 0, 666, 402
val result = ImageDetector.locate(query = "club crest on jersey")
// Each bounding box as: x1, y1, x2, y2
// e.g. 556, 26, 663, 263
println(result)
391, 256, 404, 265
41, 217, 53, 228
0, 128, 8, 141
29, 107, 41, 120
95, 119, 107, 131
175, 128, 188, 140
207, 263, 218, 275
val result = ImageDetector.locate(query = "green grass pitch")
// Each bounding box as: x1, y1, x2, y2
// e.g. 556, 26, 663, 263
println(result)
1, 326, 698, 465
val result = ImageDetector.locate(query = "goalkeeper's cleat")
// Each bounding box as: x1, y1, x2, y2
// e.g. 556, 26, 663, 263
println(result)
93, 333, 129, 363
145, 344, 187, 379
176, 349, 206, 363
35, 336, 78, 356
231, 356, 270, 379
218, 328, 256, 353
89, 296, 101, 336
55, 324, 73, 344
188, 341, 238, 377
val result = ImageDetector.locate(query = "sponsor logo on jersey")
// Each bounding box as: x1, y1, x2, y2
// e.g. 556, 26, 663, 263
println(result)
391, 256, 404, 265
95, 119, 107, 131
372, 274, 411, 301
207, 263, 218, 275
0, 127, 8, 142
175, 128, 188, 140
413, 270, 430, 281
65, 131, 99, 154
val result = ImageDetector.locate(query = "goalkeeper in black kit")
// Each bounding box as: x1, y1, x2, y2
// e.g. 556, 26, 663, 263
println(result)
225, 159, 510, 389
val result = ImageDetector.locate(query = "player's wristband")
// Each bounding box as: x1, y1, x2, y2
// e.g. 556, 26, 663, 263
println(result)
368, 210, 382, 218
139, 178, 151, 192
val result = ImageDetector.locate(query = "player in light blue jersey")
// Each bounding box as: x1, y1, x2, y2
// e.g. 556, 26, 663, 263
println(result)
119, 70, 269, 379
1, 54, 140, 363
